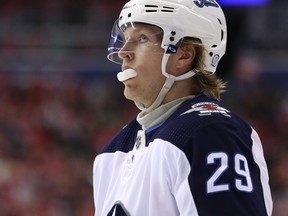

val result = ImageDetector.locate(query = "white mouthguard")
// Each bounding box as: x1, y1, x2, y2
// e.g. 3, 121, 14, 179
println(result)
117, 69, 138, 82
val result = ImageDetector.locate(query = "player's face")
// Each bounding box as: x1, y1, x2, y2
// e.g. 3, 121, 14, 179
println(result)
118, 23, 166, 108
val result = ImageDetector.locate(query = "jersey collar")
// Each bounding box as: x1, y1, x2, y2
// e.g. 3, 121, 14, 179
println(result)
136, 95, 194, 130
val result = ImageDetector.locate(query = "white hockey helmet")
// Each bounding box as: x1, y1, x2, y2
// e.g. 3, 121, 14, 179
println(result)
108, 0, 227, 74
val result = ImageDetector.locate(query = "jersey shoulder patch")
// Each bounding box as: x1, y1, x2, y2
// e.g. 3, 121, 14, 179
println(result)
181, 102, 231, 118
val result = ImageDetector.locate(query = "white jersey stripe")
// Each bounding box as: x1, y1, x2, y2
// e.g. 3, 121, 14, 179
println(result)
251, 129, 273, 215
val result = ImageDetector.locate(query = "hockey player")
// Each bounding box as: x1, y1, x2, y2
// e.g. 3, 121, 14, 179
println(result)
93, 0, 273, 215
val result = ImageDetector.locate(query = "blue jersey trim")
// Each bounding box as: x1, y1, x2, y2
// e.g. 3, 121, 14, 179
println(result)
146, 123, 164, 134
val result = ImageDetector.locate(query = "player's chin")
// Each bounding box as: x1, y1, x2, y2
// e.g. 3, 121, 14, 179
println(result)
123, 88, 137, 101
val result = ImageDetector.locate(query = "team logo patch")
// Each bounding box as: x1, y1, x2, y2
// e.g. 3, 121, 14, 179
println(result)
193, 0, 219, 8
181, 102, 231, 117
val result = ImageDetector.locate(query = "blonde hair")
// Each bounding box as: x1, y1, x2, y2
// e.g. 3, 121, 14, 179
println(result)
181, 37, 226, 100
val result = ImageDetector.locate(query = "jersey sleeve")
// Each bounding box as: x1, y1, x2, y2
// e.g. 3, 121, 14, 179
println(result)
187, 121, 271, 216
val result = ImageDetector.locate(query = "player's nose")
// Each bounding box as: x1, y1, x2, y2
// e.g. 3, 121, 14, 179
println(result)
118, 42, 135, 61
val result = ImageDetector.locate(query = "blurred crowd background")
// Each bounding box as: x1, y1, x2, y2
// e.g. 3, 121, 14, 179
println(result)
0, 0, 287, 215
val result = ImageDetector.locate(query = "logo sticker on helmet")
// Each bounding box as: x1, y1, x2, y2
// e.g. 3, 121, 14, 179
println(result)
166, 45, 178, 54
193, 0, 219, 8
211, 54, 220, 67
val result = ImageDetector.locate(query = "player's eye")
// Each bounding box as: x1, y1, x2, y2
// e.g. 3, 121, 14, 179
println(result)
139, 34, 149, 43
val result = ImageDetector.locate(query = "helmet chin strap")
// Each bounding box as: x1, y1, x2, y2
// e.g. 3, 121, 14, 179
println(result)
135, 52, 195, 113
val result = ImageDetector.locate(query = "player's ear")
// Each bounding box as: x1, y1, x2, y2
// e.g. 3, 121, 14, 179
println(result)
176, 45, 196, 69
166, 45, 196, 76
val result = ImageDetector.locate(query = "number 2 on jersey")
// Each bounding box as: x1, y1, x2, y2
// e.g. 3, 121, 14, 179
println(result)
206, 152, 253, 194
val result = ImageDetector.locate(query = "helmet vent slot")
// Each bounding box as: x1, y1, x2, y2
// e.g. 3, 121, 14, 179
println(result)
144, 5, 175, 13
161, 9, 174, 12
145, 5, 158, 8
146, 10, 158, 12
145, 4, 158, 12
217, 18, 222, 25
163, 6, 174, 9
162, 6, 174, 12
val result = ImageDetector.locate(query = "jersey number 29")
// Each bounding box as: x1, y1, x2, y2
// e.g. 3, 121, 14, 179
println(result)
206, 152, 253, 194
